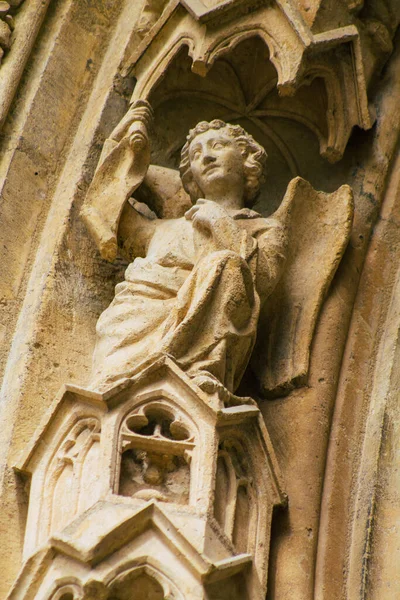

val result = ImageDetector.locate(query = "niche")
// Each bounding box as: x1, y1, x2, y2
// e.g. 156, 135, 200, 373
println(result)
214, 438, 254, 553
109, 573, 164, 600
44, 417, 101, 538
49, 584, 82, 600
148, 36, 347, 217
118, 401, 194, 503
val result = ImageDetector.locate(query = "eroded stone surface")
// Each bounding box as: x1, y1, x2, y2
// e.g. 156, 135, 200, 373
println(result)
0, 1, 399, 599
12, 358, 283, 599
83, 107, 352, 404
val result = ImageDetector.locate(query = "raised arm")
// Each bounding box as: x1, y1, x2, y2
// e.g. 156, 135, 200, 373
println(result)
81, 101, 153, 262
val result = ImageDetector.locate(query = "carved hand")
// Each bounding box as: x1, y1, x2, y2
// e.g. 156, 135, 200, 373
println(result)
185, 199, 246, 254
184, 199, 229, 231
110, 99, 154, 146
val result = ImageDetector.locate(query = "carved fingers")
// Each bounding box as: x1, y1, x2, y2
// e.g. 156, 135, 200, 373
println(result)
184, 199, 228, 230
111, 99, 154, 143
128, 99, 154, 128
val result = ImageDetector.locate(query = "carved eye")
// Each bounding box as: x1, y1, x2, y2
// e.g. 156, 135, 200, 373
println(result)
213, 141, 225, 150
190, 149, 201, 161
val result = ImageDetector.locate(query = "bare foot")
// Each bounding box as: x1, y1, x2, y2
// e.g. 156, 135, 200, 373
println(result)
190, 372, 253, 406
191, 372, 231, 403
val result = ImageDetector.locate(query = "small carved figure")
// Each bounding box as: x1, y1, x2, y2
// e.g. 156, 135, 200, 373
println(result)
82, 101, 353, 400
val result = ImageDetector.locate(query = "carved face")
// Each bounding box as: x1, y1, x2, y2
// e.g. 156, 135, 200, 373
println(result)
188, 129, 246, 199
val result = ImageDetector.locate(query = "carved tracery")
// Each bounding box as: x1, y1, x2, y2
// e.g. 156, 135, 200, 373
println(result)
128, 1, 378, 163
43, 417, 101, 540
106, 567, 174, 600
117, 401, 194, 503
214, 438, 254, 553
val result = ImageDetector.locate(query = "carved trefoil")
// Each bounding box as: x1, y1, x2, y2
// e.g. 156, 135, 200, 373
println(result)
118, 402, 194, 503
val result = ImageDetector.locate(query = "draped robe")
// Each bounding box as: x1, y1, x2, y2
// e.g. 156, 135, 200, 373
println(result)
90, 202, 287, 393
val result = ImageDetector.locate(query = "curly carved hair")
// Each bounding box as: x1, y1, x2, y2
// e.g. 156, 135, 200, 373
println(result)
179, 119, 267, 207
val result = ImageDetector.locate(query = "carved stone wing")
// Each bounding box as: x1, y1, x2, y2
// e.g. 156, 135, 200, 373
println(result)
252, 176, 354, 398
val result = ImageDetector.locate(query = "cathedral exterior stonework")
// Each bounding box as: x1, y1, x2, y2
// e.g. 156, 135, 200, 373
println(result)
0, 1, 399, 599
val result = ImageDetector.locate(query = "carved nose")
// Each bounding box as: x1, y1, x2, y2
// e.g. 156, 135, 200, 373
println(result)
203, 153, 216, 164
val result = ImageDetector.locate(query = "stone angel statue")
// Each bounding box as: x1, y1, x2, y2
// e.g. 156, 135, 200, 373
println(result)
82, 101, 353, 402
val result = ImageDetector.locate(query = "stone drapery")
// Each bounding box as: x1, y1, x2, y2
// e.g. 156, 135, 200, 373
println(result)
91, 208, 287, 393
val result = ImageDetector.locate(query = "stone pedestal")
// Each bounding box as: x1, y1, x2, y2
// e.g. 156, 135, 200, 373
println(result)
12, 357, 284, 600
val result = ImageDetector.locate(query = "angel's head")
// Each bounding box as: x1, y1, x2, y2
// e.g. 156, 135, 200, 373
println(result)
179, 120, 267, 207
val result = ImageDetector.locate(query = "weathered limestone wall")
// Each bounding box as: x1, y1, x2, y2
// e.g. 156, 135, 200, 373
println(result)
0, 1, 143, 593
0, 1, 399, 598
315, 43, 400, 599
263, 36, 400, 600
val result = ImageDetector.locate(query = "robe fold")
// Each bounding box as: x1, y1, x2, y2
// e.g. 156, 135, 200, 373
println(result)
90, 208, 287, 393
